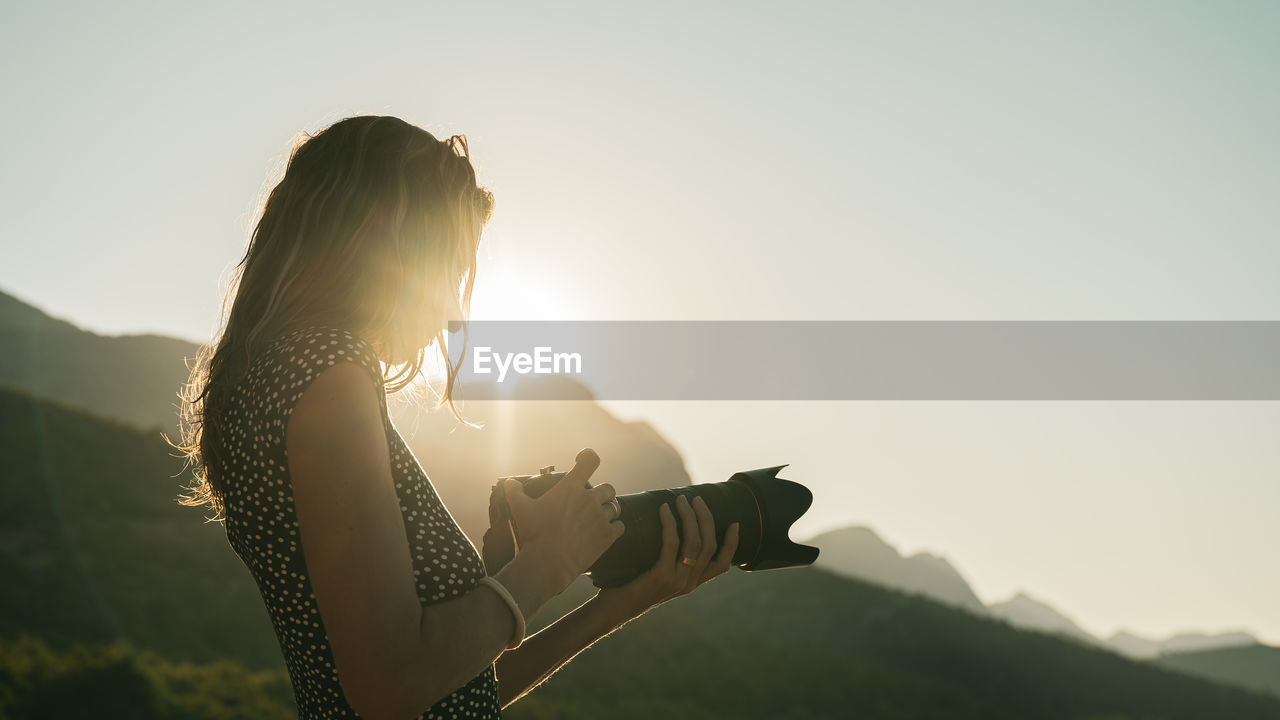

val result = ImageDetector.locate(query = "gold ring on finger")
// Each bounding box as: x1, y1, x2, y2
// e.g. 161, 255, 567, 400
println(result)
680, 555, 697, 566
605, 498, 622, 520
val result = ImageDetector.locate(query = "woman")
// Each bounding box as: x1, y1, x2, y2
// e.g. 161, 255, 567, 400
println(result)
173, 115, 740, 720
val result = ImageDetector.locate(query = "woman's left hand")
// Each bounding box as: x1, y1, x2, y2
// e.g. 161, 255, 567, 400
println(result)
594, 493, 741, 621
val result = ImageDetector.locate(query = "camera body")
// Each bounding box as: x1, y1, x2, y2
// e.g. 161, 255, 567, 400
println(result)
481, 464, 819, 588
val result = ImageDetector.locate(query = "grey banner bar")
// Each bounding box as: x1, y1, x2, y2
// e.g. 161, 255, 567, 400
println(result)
443, 321, 1280, 400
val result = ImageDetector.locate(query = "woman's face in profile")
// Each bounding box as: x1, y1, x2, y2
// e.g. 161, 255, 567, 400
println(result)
389, 267, 465, 361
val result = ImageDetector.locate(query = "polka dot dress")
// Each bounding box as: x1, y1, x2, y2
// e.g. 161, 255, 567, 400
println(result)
220, 325, 501, 719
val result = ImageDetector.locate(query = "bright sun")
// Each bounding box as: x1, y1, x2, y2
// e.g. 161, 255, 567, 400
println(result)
467, 257, 575, 321
398, 256, 575, 404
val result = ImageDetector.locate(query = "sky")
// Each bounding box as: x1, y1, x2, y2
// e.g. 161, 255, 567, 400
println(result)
2, 1, 1277, 642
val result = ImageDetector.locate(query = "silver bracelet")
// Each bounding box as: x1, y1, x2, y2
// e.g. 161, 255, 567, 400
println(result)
478, 576, 526, 649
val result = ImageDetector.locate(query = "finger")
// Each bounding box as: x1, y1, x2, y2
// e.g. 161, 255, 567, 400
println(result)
694, 496, 716, 558
560, 445, 599, 489
675, 495, 701, 557
656, 503, 678, 569
538, 449, 598, 504
503, 477, 533, 514
674, 495, 701, 580
502, 477, 537, 536
705, 522, 740, 580
609, 519, 626, 541
589, 482, 616, 504
690, 495, 717, 578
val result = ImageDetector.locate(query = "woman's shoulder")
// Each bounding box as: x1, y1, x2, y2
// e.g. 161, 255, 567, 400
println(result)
239, 324, 388, 426
264, 324, 384, 380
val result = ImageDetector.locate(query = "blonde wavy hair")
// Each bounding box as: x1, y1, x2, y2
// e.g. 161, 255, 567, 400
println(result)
171, 115, 494, 519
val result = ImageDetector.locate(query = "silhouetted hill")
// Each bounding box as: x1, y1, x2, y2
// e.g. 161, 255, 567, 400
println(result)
805, 525, 986, 613
988, 591, 1097, 645
0, 286, 689, 550
805, 523, 1268, 668
0, 288, 200, 437
507, 568, 1280, 720
0, 384, 282, 669
1107, 629, 1260, 660
2, 279, 1260, 679
0, 374, 690, 665
1157, 644, 1280, 698
4, 384, 1280, 718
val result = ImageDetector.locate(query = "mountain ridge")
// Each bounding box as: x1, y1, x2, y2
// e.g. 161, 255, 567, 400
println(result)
0, 288, 202, 436
4, 382, 1277, 718
803, 522, 1264, 661
2, 284, 1273, 706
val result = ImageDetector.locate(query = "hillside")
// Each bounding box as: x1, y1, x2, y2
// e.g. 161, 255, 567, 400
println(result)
988, 592, 1096, 645
507, 567, 1280, 720
0, 285, 693, 549
1108, 629, 1261, 660
2, 289, 1277, 717
4, 386, 1280, 717
806, 523, 1266, 674
0, 634, 295, 720
1157, 644, 1280, 698
0, 384, 283, 669
0, 376, 691, 669
806, 525, 986, 613
0, 289, 200, 436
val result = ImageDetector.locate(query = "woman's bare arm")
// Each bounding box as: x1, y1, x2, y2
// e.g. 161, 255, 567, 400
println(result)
494, 492, 741, 708
493, 587, 637, 708
286, 361, 575, 720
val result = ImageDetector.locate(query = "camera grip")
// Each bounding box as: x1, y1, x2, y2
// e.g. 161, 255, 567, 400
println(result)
480, 468, 583, 575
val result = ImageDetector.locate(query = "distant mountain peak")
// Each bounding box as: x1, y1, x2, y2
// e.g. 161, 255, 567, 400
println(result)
0, 285, 203, 435
1105, 628, 1260, 659
0, 287, 67, 330
988, 591, 1097, 644
805, 524, 986, 613
802, 531, 1267, 662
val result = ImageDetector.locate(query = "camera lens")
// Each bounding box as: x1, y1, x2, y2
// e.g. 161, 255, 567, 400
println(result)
586, 465, 819, 588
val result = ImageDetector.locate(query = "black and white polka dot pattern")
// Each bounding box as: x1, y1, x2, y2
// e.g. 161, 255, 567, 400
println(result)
221, 325, 501, 719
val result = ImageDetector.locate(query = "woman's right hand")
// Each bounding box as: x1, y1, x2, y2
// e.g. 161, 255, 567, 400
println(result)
502, 448, 624, 595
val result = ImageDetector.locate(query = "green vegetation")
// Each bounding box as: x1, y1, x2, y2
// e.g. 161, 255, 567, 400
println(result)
0, 635, 294, 720
0, 386, 282, 669
504, 568, 1280, 720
